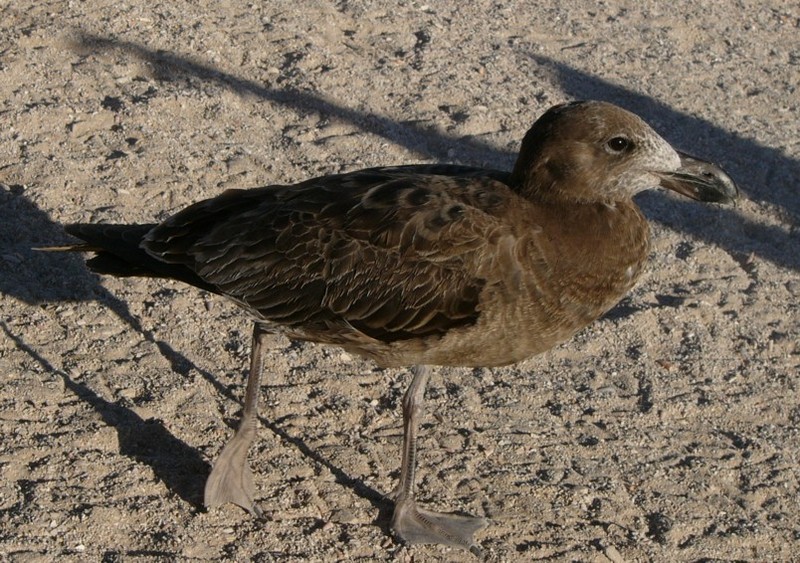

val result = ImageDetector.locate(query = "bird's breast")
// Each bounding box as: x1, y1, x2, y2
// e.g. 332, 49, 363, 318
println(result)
483, 200, 651, 362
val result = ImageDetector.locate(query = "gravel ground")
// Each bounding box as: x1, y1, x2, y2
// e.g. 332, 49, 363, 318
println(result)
1, 1, 798, 561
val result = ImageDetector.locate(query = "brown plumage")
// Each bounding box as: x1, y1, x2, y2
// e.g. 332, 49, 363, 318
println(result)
52, 101, 738, 552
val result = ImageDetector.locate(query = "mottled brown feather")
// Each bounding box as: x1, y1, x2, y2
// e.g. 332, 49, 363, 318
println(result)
143, 168, 513, 347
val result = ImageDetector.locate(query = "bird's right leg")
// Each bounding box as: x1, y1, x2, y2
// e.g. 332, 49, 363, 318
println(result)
391, 365, 487, 553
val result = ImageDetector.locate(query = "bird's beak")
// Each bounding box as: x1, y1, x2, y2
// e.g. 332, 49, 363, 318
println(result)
656, 152, 739, 204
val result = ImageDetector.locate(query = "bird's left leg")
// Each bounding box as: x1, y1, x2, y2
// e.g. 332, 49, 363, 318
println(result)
204, 322, 269, 517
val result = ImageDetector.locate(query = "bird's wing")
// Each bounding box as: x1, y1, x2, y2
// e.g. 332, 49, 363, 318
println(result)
143, 167, 521, 342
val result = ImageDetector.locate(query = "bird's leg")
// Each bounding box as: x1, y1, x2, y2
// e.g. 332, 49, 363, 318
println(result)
391, 365, 487, 552
204, 322, 269, 518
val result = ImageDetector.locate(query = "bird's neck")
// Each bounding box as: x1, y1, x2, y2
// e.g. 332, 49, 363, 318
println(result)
529, 199, 651, 317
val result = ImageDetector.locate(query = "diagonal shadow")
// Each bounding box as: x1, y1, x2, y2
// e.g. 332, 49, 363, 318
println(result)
0, 184, 217, 505
529, 54, 796, 210
2, 319, 391, 521
1, 319, 208, 509
1, 187, 389, 518
68, 33, 503, 167
67, 32, 799, 272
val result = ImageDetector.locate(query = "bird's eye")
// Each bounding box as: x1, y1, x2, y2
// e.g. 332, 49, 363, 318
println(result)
605, 136, 632, 153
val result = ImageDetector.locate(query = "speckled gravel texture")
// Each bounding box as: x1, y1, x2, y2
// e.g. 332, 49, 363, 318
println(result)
1, 1, 798, 561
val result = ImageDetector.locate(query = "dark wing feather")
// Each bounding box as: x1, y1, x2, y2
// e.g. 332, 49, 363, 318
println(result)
143, 166, 514, 342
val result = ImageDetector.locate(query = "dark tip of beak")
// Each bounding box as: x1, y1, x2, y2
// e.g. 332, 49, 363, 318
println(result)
659, 152, 739, 205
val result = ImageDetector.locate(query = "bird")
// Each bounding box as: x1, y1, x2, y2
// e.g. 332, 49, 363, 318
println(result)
46, 100, 738, 552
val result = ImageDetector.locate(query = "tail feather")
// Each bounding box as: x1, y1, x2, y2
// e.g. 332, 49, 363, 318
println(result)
46, 223, 220, 294
65, 224, 156, 267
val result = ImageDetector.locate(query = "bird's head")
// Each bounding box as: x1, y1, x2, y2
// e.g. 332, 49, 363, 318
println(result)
511, 100, 739, 205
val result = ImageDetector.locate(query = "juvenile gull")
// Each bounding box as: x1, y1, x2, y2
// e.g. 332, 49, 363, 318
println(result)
51, 101, 738, 551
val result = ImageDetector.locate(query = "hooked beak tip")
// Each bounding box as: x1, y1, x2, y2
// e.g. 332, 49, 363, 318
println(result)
658, 152, 739, 204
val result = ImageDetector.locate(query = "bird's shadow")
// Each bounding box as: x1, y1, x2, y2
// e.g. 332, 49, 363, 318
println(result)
1, 319, 209, 508
4, 29, 798, 535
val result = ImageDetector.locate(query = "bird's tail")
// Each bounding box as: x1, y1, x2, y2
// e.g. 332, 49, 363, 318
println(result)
37, 223, 219, 293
